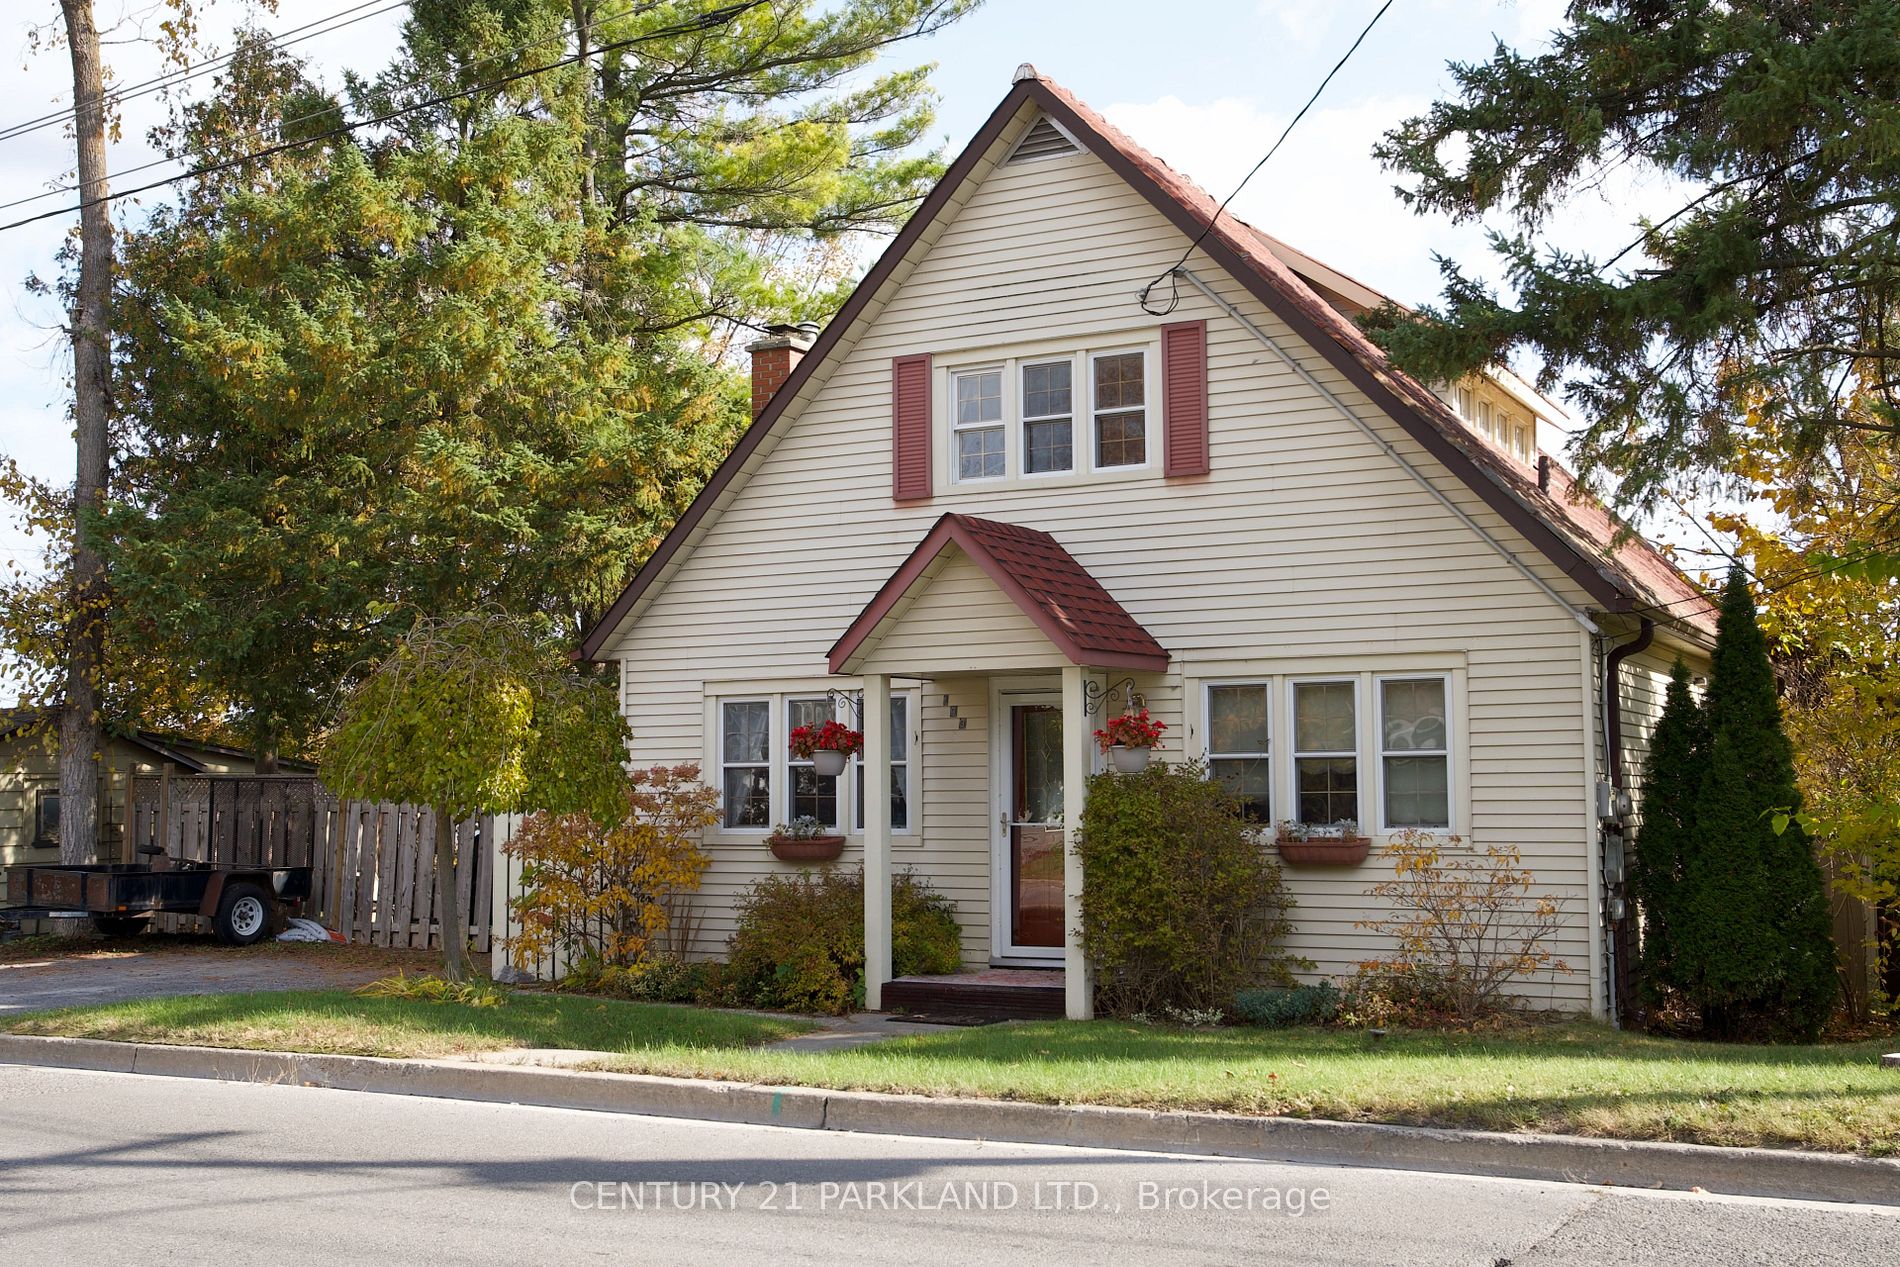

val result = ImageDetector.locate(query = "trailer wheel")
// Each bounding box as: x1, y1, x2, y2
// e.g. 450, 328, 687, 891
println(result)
215, 883, 274, 946
91, 914, 151, 938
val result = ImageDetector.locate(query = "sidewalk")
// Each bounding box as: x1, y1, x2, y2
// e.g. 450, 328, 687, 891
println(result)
4, 1031, 1896, 1208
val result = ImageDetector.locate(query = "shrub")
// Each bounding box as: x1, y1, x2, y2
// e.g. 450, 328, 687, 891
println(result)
1231, 982, 1341, 1028
725, 866, 961, 1014
356, 972, 507, 1008
1355, 831, 1569, 1021
504, 765, 717, 973
1076, 761, 1297, 1017
559, 953, 712, 1004
1628, 658, 1708, 1015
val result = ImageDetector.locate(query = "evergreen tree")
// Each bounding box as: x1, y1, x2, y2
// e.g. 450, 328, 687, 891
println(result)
1628, 657, 1707, 1014
1367, 1, 1900, 515
1676, 568, 1838, 1039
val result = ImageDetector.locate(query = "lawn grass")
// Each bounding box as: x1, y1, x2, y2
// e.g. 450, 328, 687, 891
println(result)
7, 993, 1893, 1154
2, 989, 814, 1059
598, 1018, 1898, 1156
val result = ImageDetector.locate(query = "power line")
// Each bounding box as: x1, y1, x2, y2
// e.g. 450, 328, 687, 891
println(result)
0, 0, 407, 146
1139, 0, 1398, 317
0, 0, 755, 235
0, 0, 671, 217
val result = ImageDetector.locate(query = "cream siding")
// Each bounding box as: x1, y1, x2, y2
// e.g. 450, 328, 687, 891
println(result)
855, 547, 1066, 677
593, 104, 1610, 1006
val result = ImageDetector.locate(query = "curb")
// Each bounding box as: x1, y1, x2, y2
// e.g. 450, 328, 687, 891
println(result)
4, 1033, 1895, 1207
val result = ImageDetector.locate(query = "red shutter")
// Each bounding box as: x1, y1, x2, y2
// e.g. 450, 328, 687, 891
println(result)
891, 353, 932, 501
1161, 319, 1209, 477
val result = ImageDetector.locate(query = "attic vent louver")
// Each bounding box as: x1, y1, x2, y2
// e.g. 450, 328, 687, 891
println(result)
1007, 116, 1081, 164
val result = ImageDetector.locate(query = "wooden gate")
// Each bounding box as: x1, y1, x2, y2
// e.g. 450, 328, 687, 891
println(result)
130, 772, 507, 951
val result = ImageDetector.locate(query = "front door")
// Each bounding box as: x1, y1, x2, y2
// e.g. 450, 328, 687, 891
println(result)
1007, 702, 1065, 951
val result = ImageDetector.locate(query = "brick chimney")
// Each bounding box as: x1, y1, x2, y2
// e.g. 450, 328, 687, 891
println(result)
746, 322, 818, 418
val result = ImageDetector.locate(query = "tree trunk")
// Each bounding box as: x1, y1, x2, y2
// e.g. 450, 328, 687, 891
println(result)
434, 806, 470, 982
58, 0, 111, 868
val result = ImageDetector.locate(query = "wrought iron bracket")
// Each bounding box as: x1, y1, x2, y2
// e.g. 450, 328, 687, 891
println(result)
826, 688, 863, 722
1082, 676, 1145, 717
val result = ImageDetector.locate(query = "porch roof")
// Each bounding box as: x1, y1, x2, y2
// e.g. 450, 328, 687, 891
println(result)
828, 514, 1169, 675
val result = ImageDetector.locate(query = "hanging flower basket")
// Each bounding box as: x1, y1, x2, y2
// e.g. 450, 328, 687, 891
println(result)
790, 720, 862, 781
1274, 822, 1371, 866
1093, 708, 1165, 773
767, 818, 845, 862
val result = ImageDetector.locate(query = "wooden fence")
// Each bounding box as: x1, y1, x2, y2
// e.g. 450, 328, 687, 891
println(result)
130, 773, 513, 952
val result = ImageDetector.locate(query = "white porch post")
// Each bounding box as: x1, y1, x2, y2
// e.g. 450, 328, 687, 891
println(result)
1061, 664, 1093, 1020
862, 672, 892, 1011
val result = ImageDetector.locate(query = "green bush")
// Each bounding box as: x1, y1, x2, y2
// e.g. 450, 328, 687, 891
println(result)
1076, 760, 1298, 1017
559, 954, 711, 1004
1232, 982, 1340, 1028
725, 866, 962, 1015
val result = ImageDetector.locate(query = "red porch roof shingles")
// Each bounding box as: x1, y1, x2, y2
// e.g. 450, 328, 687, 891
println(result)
828, 514, 1169, 674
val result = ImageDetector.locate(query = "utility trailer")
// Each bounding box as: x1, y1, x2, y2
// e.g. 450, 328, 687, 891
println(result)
3, 857, 311, 944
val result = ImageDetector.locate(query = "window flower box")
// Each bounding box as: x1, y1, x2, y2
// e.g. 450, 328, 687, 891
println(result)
767, 818, 845, 862
1274, 821, 1371, 866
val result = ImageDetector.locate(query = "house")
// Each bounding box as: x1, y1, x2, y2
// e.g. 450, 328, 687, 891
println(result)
567, 69, 1716, 1022
0, 711, 311, 869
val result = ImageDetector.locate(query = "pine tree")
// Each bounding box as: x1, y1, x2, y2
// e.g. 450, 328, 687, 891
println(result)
1676, 569, 1838, 1040
1628, 657, 1707, 1014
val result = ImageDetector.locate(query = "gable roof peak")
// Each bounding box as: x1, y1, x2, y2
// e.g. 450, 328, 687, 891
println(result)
1012, 63, 1040, 84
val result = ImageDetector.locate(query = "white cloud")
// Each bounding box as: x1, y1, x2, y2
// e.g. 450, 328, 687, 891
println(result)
1253, 0, 1336, 46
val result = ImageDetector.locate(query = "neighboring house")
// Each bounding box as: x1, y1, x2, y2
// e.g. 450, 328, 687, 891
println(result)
571, 69, 1716, 1022
0, 711, 310, 869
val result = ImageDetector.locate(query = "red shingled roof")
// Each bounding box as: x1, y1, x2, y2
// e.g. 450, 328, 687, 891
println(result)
1031, 76, 1716, 637
578, 71, 1714, 664
829, 514, 1169, 674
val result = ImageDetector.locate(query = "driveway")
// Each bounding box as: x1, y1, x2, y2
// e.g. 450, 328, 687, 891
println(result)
0, 937, 444, 1014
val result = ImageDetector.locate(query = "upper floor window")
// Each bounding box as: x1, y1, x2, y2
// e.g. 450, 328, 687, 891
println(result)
953, 369, 1005, 481
1092, 351, 1146, 468
941, 340, 1156, 488
1021, 360, 1074, 474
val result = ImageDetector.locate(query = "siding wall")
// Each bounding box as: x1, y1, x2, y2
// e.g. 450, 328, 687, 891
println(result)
0, 734, 142, 869
593, 104, 1608, 1008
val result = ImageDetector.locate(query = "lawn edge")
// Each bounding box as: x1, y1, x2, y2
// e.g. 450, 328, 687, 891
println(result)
4, 1032, 1896, 1207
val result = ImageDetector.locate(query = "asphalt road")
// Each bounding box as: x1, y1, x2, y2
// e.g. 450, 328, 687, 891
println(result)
0, 1064, 1892, 1266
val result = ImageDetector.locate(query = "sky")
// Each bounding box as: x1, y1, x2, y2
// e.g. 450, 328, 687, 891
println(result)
0, 0, 1701, 567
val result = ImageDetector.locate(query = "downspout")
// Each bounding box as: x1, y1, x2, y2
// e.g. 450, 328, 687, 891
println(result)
1600, 618, 1655, 1028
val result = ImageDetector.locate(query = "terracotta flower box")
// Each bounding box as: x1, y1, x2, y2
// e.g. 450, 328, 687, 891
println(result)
1274, 834, 1372, 866
767, 834, 845, 863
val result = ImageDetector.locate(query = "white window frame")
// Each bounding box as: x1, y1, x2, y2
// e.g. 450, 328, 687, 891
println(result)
785, 695, 845, 831
1287, 676, 1362, 829
852, 691, 915, 836
949, 366, 1007, 484
1088, 346, 1150, 472
1019, 357, 1077, 477
707, 685, 919, 843
1375, 673, 1454, 832
716, 697, 773, 832
1202, 681, 1272, 824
